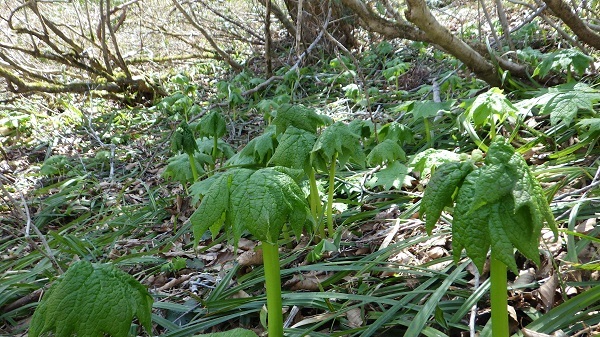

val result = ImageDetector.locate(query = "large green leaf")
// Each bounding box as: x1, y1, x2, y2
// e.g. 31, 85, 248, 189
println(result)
191, 168, 310, 245
230, 168, 310, 243
272, 104, 330, 134
269, 126, 316, 172
366, 139, 405, 166
420, 161, 474, 234
198, 110, 227, 138
312, 122, 364, 171
30, 261, 152, 337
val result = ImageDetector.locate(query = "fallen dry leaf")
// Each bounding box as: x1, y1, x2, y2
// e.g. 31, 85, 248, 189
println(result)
237, 249, 263, 266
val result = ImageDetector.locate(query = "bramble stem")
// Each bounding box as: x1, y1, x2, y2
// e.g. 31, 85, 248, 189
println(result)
262, 241, 284, 337
490, 256, 509, 337
326, 152, 338, 237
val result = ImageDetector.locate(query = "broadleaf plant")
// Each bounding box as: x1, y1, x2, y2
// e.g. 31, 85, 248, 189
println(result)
190, 167, 311, 337
30, 260, 153, 337
421, 137, 557, 337
172, 121, 201, 182
312, 121, 365, 238
198, 110, 227, 167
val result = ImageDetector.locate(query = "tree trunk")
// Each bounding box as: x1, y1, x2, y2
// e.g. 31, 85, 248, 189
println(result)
283, 0, 356, 52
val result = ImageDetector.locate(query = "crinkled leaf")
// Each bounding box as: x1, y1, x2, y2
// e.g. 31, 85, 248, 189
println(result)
540, 84, 600, 126
469, 163, 518, 212
489, 201, 520, 273
197, 138, 235, 158
226, 128, 276, 166
367, 139, 406, 166
378, 121, 414, 144
230, 168, 310, 243
312, 122, 364, 171
173, 122, 198, 156
410, 148, 461, 177
466, 88, 518, 126
199, 110, 227, 138
366, 161, 411, 191
269, 126, 316, 172
30, 261, 152, 337
452, 170, 491, 272
497, 196, 541, 268
420, 161, 474, 234
162, 153, 211, 185
272, 104, 330, 134
190, 172, 231, 243
348, 119, 374, 139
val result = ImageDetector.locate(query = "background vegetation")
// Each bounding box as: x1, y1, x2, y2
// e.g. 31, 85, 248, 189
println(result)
1, 0, 599, 336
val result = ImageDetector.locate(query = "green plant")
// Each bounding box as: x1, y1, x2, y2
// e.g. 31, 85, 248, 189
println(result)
420, 137, 557, 337
198, 110, 227, 170
30, 260, 153, 337
460, 88, 520, 148
172, 121, 201, 182
312, 122, 365, 238
533, 49, 593, 82
189, 167, 311, 336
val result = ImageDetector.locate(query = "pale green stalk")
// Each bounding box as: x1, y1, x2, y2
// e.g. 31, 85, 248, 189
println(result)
490, 257, 509, 337
262, 242, 284, 337
187, 153, 199, 182
326, 152, 338, 237
308, 168, 325, 239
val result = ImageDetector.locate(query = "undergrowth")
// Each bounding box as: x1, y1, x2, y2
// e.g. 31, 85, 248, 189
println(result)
1, 41, 600, 337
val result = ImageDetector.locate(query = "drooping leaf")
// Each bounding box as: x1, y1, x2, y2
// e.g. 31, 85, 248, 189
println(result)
452, 169, 491, 272
29, 261, 152, 337
348, 119, 374, 139
366, 161, 411, 191
190, 169, 254, 244
230, 168, 310, 244
539, 84, 600, 126
162, 153, 212, 185
269, 126, 316, 172
378, 121, 414, 144
420, 161, 474, 234
198, 110, 227, 138
312, 122, 365, 171
428, 137, 557, 273
367, 139, 406, 166
226, 128, 276, 166
172, 121, 198, 156
191, 168, 310, 245
410, 148, 461, 177
272, 104, 330, 134
196, 137, 235, 159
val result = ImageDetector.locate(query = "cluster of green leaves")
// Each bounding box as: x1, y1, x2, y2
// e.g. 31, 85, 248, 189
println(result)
30, 261, 152, 337
421, 137, 557, 273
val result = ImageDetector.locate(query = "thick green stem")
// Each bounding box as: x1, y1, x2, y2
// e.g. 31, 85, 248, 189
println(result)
262, 241, 284, 337
212, 135, 218, 162
490, 257, 509, 337
187, 153, 199, 182
423, 118, 432, 148
309, 168, 325, 239
326, 152, 338, 238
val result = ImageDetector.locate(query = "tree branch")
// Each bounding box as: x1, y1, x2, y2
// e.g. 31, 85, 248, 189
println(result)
404, 0, 501, 86
542, 0, 600, 49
